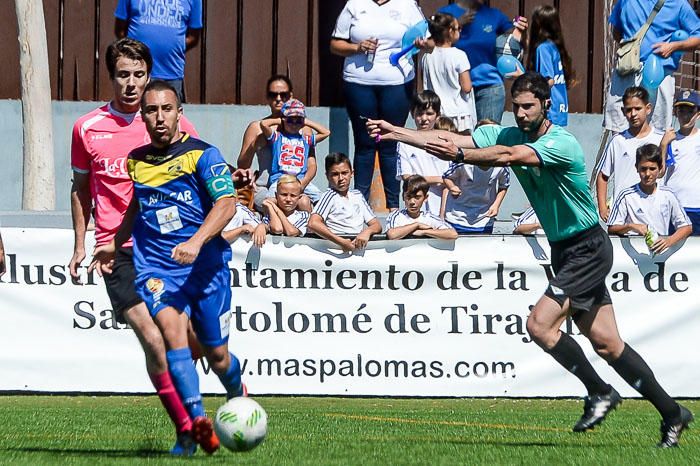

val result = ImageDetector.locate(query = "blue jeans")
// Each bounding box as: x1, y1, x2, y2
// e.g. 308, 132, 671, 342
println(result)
343, 80, 413, 208
474, 83, 506, 124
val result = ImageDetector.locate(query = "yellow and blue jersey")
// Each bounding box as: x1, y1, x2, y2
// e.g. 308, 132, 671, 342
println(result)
127, 134, 235, 274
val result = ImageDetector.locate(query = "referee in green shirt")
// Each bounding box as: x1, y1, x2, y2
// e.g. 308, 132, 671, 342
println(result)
367, 72, 692, 448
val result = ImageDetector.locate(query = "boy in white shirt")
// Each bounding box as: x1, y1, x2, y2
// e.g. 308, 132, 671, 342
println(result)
441, 161, 510, 235
596, 86, 664, 221
261, 174, 310, 237
309, 153, 382, 251
222, 202, 266, 247
386, 175, 458, 240
608, 144, 691, 255
396, 91, 450, 216
661, 89, 700, 235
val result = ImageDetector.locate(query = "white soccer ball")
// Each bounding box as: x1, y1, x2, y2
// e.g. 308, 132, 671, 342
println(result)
214, 397, 268, 452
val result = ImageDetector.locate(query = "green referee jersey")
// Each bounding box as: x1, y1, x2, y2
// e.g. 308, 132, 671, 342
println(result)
472, 124, 599, 242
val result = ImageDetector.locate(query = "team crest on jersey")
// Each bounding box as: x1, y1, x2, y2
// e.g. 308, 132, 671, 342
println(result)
167, 160, 184, 175
483, 24, 493, 33
146, 278, 164, 294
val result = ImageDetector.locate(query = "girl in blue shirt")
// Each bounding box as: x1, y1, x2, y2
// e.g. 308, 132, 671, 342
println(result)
525, 5, 575, 127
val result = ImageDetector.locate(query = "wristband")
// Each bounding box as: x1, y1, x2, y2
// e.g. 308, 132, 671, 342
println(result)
455, 147, 465, 164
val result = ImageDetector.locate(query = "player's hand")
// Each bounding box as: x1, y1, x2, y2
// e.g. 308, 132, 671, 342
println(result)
252, 224, 266, 248
88, 242, 116, 277
449, 186, 462, 198
599, 207, 610, 222
651, 237, 669, 254
69, 248, 86, 283
366, 119, 396, 141
632, 224, 648, 236
416, 222, 432, 230
231, 168, 255, 189
171, 239, 202, 265
339, 238, 355, 252
651, 42, 676, 58
486, 205, 499, 218
425, 136, 461, 161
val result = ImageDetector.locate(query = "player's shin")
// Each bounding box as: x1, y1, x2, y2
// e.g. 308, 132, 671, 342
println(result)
166, 348, 205, 419
547, 332, 611, 396
150, 371, 193, 434
609, 343, 680, 421
217, 352, 244, 399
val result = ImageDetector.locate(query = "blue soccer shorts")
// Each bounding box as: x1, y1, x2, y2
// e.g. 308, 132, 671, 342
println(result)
136, 264, 232, 347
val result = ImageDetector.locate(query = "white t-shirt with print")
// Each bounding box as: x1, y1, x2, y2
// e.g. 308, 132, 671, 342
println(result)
662, 131, 700, 208
396, 142, 450, 215
443, 163, 510, 229
608, 184, 690, 235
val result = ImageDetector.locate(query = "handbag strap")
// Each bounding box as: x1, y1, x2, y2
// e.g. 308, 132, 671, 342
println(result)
633, 0, 666, 42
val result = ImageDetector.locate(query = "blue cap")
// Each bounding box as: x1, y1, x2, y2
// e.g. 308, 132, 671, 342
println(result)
674, 89, 700, 107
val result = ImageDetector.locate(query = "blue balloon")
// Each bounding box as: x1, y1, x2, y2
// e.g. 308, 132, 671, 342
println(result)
496, 55, 524, 78
641, 54, 665, 90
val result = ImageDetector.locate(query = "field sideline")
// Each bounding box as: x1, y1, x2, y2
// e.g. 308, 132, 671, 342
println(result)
0, 396, 697, 465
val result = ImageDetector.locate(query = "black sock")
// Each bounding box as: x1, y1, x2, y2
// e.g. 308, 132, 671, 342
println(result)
547, 332, 611, 396
610, 344, 680, 421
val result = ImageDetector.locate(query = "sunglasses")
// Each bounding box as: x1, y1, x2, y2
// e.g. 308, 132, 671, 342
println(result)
284, 117, 304, 125
267, 91, 291, 100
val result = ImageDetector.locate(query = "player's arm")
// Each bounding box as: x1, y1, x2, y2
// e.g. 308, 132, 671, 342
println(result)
595, 172, 611, 221
308, 213, 354, 251
487, 187, 508, 217
299, 148, 317, 190
422, 175, 444, 186
607, 223, 647, 236
174, 196, 237, 264
69, 171, 92, 281
114, 18, 128, 38
89, 196, 139, 276
366, 119, 475, 154
652, 225, 692, 254
513, 222, 542, 235
386, 222, 422, 240
418, 226, 459, 240
262, 199, 284, 234
259, 118, 281, 140
304, 118, 331, 143
0, 230, 5, 277
427, 142, 541, 167
222, 223, 255, 244
353, 218, 382, 249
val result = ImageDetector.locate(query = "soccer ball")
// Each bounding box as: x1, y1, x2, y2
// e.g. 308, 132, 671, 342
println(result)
214, 397, 268, 452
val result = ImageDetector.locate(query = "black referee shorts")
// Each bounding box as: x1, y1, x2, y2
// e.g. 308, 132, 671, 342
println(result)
545, 225, 613, 314
103, 246, 143, 324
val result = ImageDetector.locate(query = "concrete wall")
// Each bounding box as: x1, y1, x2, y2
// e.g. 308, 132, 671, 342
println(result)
0, 99, 608, 222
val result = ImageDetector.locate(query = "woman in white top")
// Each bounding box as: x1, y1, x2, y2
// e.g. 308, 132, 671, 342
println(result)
421, 13, 476, 133
330, 0, 429, 210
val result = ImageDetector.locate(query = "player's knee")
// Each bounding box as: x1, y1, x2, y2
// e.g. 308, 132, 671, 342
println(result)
592, 338, 624, 362
526, 314, 557, 348
205, 346, 230, 375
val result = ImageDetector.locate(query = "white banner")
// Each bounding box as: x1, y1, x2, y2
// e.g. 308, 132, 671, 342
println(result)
0, 227, 698, 397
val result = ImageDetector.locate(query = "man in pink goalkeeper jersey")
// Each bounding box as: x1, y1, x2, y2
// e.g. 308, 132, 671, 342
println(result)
68, 38, 206, 456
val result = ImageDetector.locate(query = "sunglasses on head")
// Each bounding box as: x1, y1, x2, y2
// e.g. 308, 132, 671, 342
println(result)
284, 116, 304, 124
267, 91, 291, 100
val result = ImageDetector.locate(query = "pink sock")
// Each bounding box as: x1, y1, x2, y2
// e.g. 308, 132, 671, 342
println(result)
151, 371, 193, 434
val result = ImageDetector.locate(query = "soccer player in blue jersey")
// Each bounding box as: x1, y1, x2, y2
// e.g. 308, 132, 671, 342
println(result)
93, 80, 245, 454
367, 72, 693, 448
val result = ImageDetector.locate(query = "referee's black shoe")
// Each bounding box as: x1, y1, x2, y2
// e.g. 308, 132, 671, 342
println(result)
657, 405, 694, 448
573, 387, 622, 432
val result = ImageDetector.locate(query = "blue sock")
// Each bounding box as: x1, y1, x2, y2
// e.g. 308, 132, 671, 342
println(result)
166, 348, 205, 419
218, 352, 243, 398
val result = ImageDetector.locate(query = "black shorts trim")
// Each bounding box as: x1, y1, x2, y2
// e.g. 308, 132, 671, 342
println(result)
103, 246, 143, 324
545, 226, 613, 313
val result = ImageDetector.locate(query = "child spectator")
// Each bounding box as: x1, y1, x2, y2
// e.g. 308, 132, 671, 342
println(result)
608, 144, 691, 255
421, 13, 477, 133
222, 203, 266, 247
525, 5, 574, 127
261, 174, 309, 237
512, 207, 544, 235
259, 98, 330, 211
386, 175, 457, 240
595, 86, 663, 221
434, 116, 459, 133
441, 161, 510, 234
309, 153, 382, 251
396, 91, 450, 215
661, 90, 700, 235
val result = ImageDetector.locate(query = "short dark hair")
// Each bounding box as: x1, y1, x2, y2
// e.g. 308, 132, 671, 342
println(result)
623, 86, 650, 105
434, 116, 458, 133
106, 38, 152, 80
325, 152, 352, 172
635, 144, 662, 168
511, 72, 551, 102
411, 90, 441, 115
428, 13, 457, 45
266, 74, 293, 92
403, 175, 429, 197
141, 80, 181, 109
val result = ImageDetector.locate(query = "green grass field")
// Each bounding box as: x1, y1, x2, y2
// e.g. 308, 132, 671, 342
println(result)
0, 396, 697, 465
